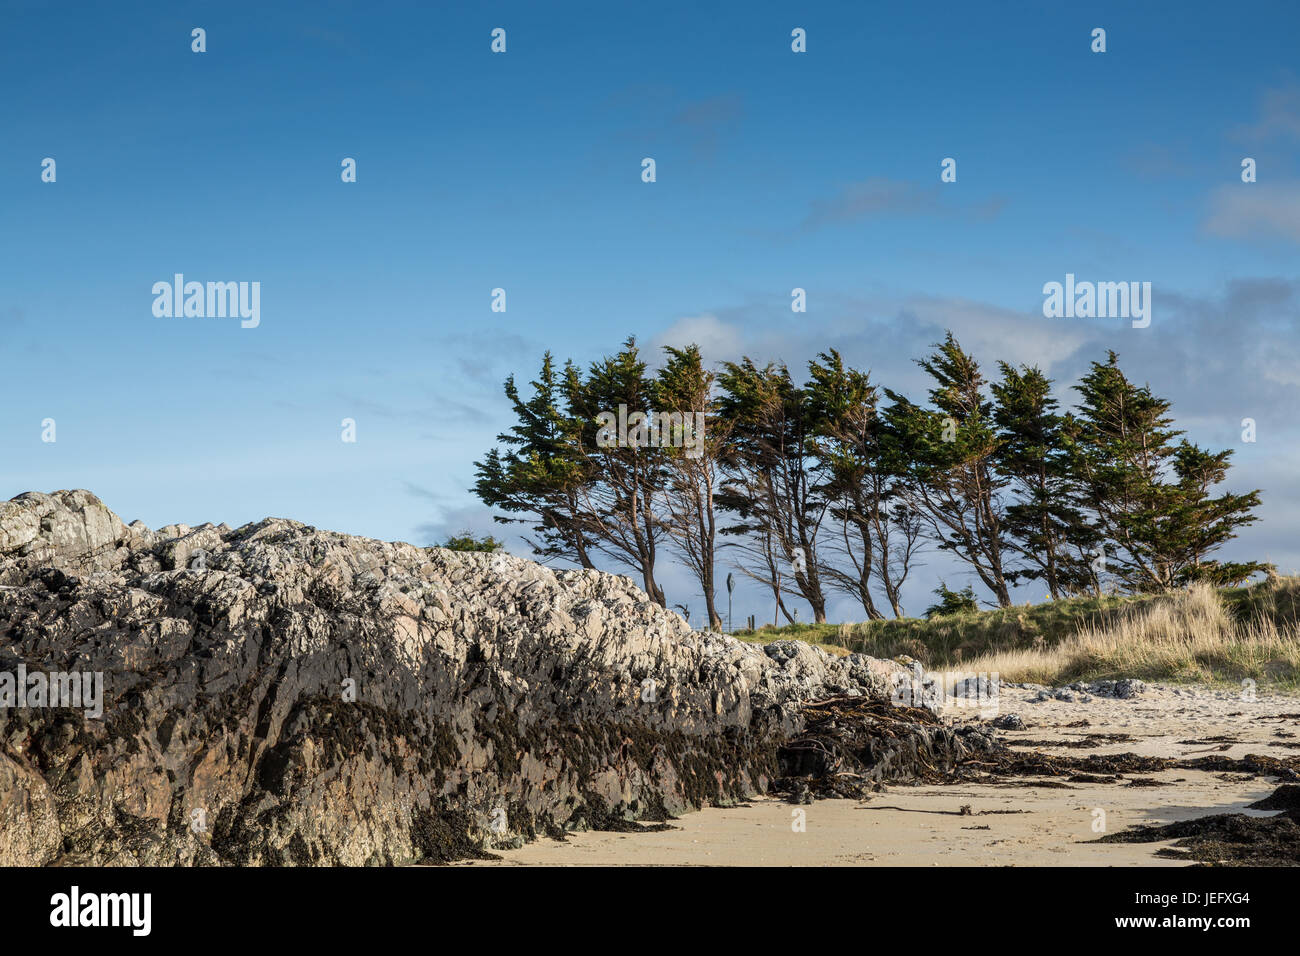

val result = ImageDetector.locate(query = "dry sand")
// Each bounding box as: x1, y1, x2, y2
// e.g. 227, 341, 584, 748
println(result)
459, 683, 1300, 866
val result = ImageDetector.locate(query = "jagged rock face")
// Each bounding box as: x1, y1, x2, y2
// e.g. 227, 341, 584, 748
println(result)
0, 491, 907, 866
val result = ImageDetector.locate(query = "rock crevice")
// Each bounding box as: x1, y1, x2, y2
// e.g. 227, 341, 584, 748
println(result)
0, 491, 912, 865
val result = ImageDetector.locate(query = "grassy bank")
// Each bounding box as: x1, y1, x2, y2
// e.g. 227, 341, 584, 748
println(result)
733, 577, 1300, 688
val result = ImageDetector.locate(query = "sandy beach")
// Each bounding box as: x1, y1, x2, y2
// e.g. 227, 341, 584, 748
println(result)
460, 683, 1300, 866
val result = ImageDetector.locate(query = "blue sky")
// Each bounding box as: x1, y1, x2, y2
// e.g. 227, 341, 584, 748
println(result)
4, 1, 1299, 622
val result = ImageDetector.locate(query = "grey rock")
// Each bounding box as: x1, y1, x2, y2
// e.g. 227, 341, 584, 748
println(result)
0, 490, 917, 866
1083, 678, 1146, 699
953, 675, 999, 701
1113, 679, 1146, 699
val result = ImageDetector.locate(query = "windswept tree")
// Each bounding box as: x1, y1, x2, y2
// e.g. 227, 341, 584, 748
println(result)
566, 338, 671, 607
717, 359, 831, 623
656, 345, 728, 629
991, 363, 1099, 598
474, 342, 674, 606
883, 332, 1014, 607
475, 337, 1268, 617
1068, 352, 1266, 591
1166, 443, 1269, 586
473, 352, 598, 567
806, 350, 922, 619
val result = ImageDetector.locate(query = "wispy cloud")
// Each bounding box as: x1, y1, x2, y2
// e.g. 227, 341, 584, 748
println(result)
334, 390, 493, 428
672, 93, 743, 161
643, 277, 1300, 420
1232, 78, 1300, 143
1122, 142, 1201, 180
401, 481, 444, 504
600, 87, 743, 164
1203, 181, 1300, 243
801, 178, 1005, 232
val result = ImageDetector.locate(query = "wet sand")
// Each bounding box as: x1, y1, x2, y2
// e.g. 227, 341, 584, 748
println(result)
459, 683, 1300, 866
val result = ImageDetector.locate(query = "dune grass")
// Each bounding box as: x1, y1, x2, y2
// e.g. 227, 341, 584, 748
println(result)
732, 621, 856, 656
732, 577, 1300, 688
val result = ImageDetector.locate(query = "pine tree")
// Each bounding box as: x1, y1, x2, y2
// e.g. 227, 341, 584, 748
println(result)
1069, 352, 1266, 591
806, 350, 921, 618
1166, 442, 1269, 586
882, 332, 1014, 607
567, 338, 671, 607
472, 352, 597, 567
716, 358, 830, 623
656, 344, 727, 629
991, 362, 1099, 598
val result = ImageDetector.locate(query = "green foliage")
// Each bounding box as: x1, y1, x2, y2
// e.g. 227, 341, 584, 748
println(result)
924, 582, 979, 618
882, 333, 1015, 606
744, 590, 1161, 665
991, 362, 1099, 598
472, 332, 1268, 616
732, 578, 1300, 688
655, 344, 726, 628
1068, 352, 1267, 592
439, 532, 503, 553
715, 356, 831, 621
472, 352, 596, 566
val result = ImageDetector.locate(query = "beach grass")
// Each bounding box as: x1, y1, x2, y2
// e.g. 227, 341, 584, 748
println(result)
731, 577, 1300, 688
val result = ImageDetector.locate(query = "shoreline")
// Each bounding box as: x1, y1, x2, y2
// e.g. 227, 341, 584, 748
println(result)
457, 682, 1300, 866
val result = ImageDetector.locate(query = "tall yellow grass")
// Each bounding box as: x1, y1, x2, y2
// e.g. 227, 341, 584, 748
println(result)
963, 582, 1300, 687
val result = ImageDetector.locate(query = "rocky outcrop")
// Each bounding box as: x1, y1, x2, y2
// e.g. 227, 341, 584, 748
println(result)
0, 490, 914, 866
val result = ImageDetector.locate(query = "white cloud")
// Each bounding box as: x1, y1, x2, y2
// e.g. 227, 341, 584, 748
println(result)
891, 294, 1094, 373
1203, 182, 1300, 243
648, 313, 745, 364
